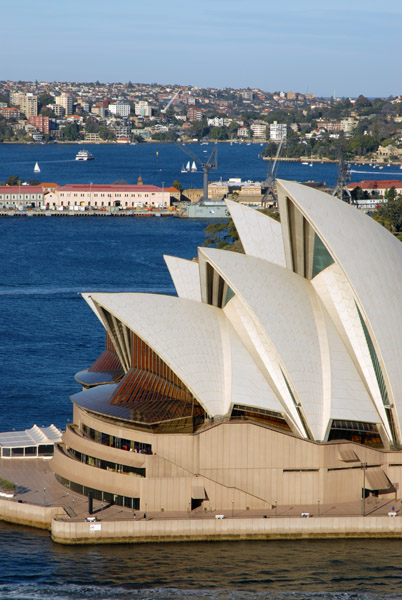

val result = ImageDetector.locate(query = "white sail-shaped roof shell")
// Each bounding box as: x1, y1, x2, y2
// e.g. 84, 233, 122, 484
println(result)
199, 247, 380, 440
226, 199, 286, 267
277, 179, 402, 442
82, 292, 284, 419
164, 255, 201, 302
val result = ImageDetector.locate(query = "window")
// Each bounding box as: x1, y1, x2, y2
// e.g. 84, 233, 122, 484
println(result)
312, 233, 334, 278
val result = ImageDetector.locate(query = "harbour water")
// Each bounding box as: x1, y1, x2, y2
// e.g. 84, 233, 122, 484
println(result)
0, 142, 401, 190
0, 145, 402, 599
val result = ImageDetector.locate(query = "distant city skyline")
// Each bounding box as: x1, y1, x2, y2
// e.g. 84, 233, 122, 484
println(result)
4, 0, 400, 98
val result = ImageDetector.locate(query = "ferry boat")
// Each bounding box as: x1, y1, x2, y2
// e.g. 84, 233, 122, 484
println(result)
75, 149, 94, 161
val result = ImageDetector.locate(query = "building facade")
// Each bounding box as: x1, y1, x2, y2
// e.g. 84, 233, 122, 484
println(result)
56, 93, 73, 116
51, 181, 402, 513
0, 186, 44, 208
28, 115, 50, 134
44, 184, 170, 209
269, 121, 287, 141
109, 99, 131, 117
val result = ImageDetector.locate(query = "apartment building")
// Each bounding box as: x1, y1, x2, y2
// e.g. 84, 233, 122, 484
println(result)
28, 115, 50, 134
269, 121, 287, 141
135, 101, 152, 117
250, 122, 267, 138
109, 99, 131, 117
56, 93, 73, 116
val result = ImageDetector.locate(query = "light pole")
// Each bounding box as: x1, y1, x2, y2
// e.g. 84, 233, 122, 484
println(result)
232, 499, 234, 518
275, 499, 278, 517
43, 487, 47, 506
318, 498, 320, 517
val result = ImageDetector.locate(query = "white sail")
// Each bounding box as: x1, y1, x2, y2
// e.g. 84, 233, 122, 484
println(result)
191, 161, 197, 172
34, 162, 40, 173
186, 161, 191, 172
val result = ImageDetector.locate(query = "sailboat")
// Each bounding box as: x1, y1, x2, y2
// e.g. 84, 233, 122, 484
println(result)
183, 160, 191, 172
181, 164, 187, 173
191, 161, 197, 172
34, 162, 40, 173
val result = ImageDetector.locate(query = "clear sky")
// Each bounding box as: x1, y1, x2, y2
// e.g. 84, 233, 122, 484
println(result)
3, 0, 401, 97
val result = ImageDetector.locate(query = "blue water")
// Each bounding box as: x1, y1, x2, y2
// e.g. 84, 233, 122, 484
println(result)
0, 142, 400, 189
0, 145, 401, 598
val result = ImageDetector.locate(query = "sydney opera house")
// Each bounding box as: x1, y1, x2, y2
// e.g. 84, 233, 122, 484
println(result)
52, 180, 402, 513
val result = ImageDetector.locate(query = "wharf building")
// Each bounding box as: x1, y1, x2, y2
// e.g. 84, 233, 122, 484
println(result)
0, 184, 170, 211
51, 181, 402, 513
44, 184, 170, 210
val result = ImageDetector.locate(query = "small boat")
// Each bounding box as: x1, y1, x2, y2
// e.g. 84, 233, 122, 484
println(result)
191, 161, 197, 172
181, 164, 187, 173
183, 160, 191, 172
309, 162, 313, 167
34, 162, 40, 173
302, 162, 309, 165
75, 149, 94, 161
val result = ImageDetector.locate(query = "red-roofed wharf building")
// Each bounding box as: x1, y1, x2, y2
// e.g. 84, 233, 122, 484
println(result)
347, 179, 402, 197
44, 184, 170, 209
0, 186, 44, 208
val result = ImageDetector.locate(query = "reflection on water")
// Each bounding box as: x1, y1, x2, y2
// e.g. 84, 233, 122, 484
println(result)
1, 521, 402, 598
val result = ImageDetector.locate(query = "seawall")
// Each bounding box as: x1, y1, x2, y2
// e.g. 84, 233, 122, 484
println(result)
51, 515, 402, 545
0, 498, 65, 530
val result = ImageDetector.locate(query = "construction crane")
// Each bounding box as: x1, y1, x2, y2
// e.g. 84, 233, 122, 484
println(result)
161, 90, 180, 114
333, 151, 353, 204
261, 139, 284, 207
178, 144, 218, 201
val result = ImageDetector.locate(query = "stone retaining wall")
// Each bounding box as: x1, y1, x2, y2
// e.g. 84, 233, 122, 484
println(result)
51, 515, 402, 545
0, 498, 65, 529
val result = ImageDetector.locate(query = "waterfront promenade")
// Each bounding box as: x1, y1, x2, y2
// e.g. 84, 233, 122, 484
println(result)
1, 458, 401, 545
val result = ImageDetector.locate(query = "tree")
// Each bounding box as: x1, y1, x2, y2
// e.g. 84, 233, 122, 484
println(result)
98, 126, 115, 141
6, 175, 21, 186
38, 92, 55, 110
61, 122, 81, 141
172, 180, 183, 191
0, 118, 13, 142
209, 126, 228, 141
85, 118, 101, 133
372, 194, 402, 236
354, 95, 372, 109
203, 220, 244, 252
384, 186, 397, 202
190, 120, 209, 139
40, 107, 57, 118
27, 179, 40, 186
